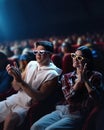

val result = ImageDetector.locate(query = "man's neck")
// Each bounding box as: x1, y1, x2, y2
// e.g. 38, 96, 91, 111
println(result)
39, 61, 50, 67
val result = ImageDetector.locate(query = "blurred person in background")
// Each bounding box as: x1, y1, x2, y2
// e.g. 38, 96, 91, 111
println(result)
19, 51, 35, 72
60, 42, 72, 57
0, 52, 13, 94
4, 46, 14, 58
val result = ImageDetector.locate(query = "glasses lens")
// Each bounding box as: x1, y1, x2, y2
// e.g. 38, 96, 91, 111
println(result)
34, 51, 38, 55
77, 56, 83, 61
39, 51, 45, 55
34, 50, 48, 55
71, 53, 76, 58
71, 53, 84, 61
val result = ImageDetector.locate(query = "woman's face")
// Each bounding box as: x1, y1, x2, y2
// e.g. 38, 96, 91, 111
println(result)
72, 50, 86, 68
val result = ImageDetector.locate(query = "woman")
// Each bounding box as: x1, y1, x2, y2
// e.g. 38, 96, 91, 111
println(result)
30, 46, 103, 130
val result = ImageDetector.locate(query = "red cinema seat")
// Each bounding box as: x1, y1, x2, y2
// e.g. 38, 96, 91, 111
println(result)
62, 53, 74, 74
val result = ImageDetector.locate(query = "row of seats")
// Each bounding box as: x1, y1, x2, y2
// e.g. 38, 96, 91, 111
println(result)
0, 80, 104, 130
0, 55, 104, 130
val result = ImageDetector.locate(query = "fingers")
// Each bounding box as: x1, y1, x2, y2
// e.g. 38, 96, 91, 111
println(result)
83, 63, 87, 71
6, 64, 11, 71
6, 63, 19, 76
6, 63, 22, 82
6, 64, 13, 74
13, 67, 21, 77
13, 61, 18, 68
78, 61, 87, 71
13, 62, 21, 75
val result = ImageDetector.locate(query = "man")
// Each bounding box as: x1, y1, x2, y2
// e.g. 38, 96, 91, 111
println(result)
0, 41, 62, 130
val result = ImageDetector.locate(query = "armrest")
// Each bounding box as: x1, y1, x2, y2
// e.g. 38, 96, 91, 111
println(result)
82, 106, 99, 130
0, 87, 17, 101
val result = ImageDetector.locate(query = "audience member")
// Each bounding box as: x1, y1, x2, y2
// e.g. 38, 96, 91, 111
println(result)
0, 52, 13, 93
30, 46, 103, 130
19, 51, 35, 72
0, 41, 62, 130
60, 41, 72, 56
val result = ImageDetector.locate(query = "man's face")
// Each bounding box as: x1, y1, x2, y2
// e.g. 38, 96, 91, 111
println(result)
35, 45, 50, 65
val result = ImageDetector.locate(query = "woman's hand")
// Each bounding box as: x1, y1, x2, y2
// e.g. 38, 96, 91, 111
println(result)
77, 62, 87, 83
6, 62, 22, 82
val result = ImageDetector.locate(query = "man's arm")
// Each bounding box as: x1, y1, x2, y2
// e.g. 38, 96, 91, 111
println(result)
17, 76, 58, 102
6, 62, 59, 101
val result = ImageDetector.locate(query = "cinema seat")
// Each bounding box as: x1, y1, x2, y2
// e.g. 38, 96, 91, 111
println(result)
62, 53, 74, 74
51, 54, 62, 69
82, 103, 104, 130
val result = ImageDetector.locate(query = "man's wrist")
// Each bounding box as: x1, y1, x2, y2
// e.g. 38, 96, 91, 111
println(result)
18, 80, 26, 89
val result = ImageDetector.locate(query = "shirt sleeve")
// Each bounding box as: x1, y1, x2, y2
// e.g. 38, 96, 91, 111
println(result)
88, 72, 103, 103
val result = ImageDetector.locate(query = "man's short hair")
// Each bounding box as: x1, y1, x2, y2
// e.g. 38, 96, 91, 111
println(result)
36, 41, 54, 53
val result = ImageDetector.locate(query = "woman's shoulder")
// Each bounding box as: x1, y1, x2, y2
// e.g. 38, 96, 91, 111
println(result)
92, 71, 102, 77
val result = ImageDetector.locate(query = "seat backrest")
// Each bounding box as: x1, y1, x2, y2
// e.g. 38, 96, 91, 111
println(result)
51, 54, 62, 69
18, 82, 64, 130
95, 108, 104, 130
82, 106, 100, 130
62, 53, 74, 74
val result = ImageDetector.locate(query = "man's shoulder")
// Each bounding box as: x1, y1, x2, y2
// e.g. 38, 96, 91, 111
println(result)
27, 61, 38, 67
25, 61, 38, 73
49, 62, 62, 75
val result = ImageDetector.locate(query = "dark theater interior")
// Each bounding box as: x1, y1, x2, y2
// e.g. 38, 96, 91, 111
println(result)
0, 0, 104, 40
0, 0, 104, 130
